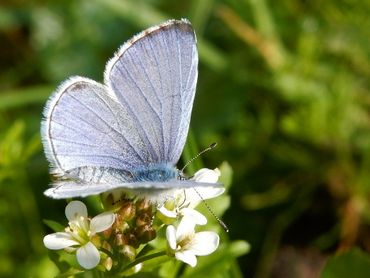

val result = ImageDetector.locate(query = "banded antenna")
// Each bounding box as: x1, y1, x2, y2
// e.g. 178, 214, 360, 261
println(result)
193, 187, 229, 232
181, 142, 217, 173
181, 142, 229, 232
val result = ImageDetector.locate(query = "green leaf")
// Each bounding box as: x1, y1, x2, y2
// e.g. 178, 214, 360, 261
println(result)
0, 85, 52, 110
43, 219, 65, 232
321, 248, 370, 278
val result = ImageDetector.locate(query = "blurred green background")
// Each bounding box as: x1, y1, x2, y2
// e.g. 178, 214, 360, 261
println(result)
1, 0, 370, 277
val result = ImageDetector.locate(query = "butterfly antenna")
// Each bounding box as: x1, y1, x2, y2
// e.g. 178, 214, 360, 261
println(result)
192, 187, 229, 232
180, 142, 228, 232
181, 142, 217, 173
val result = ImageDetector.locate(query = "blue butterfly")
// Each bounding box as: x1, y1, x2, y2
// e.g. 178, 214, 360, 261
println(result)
41, 19, 222, 200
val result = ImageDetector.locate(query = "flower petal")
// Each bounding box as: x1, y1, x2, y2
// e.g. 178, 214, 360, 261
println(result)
166, 225, 177, 250
190, 187, 225, 201
176, 217, 196, 240
90, 212, 115, 233
175, 250, 197, 267
181, 208, 207, 225
76, 241, 100, 269
190, 231, 219, 256
158, 205, 177, 218
65, 200, 88, 221
193, 168, 220, 183
43, 232, 79, 250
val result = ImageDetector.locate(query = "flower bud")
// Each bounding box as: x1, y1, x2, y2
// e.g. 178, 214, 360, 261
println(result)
126, 233, 139, 248
118, 202, 136, 221
119, 245, 136, 261
136, 199, 152, 214
136, 224, 156, 243
115, 233, 125, 246
113, 214, 130, 233
136, 213, 152, 227
102, 256, 113, 271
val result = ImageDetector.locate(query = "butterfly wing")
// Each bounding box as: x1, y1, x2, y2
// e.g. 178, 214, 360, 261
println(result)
105, 19, 198, 164
41, 77, 151, 175
44, 180, 222, 199
42, 19, 199, 198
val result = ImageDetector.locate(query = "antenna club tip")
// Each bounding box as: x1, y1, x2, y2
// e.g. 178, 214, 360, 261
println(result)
220, 221, 229, 233
210, 142, 217, 148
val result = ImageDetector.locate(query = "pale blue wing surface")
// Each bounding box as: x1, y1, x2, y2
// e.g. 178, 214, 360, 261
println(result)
105, 19, 198, 164
41, 77, 151, 175
45, 180, 222, 199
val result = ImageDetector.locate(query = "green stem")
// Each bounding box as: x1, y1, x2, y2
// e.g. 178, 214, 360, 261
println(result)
119, 250, 167, 275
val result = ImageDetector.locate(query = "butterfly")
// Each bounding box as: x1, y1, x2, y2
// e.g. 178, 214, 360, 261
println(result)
41, 19, 222, 200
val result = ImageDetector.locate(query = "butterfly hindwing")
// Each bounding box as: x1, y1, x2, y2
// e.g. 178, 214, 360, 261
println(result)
41, 77, 150, 176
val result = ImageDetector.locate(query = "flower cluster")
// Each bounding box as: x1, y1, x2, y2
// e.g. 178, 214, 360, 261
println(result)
43, 168, 224, 273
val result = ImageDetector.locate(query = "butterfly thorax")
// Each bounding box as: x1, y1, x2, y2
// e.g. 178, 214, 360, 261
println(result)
132, 164, 177, 182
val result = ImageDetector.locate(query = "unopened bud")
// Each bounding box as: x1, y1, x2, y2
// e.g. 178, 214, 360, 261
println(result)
119, 245, 136, 261
136, 199, 152, 213
118, 202, 136, 221
126, 233, 139, 248
114, 214, 130, 232
136, 224, 156, 243
136, 213, 152, 227
115, 233, 125, 246
102, 256, 113, 271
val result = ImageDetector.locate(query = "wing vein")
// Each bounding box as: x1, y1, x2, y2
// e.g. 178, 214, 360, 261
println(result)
92, 90, 146, 161
170, 29, 184, 160
50, 136, 100, 148
132, 47, 166, 157
68, 93, 144, 162
114, 65, 161, 161
160, 32, 174, 160
147, 37, 168, 157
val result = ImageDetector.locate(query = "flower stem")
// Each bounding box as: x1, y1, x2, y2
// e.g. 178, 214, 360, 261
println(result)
119, 250, 167, 274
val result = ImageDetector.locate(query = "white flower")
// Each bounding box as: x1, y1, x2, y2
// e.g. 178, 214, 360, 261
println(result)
166, 217, 219, 267
158, 168, 224, 222
43, 200, 115, 269
186, 168, 224, 208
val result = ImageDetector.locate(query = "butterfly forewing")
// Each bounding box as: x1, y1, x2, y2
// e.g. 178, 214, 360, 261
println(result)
105, 19, 198, 164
